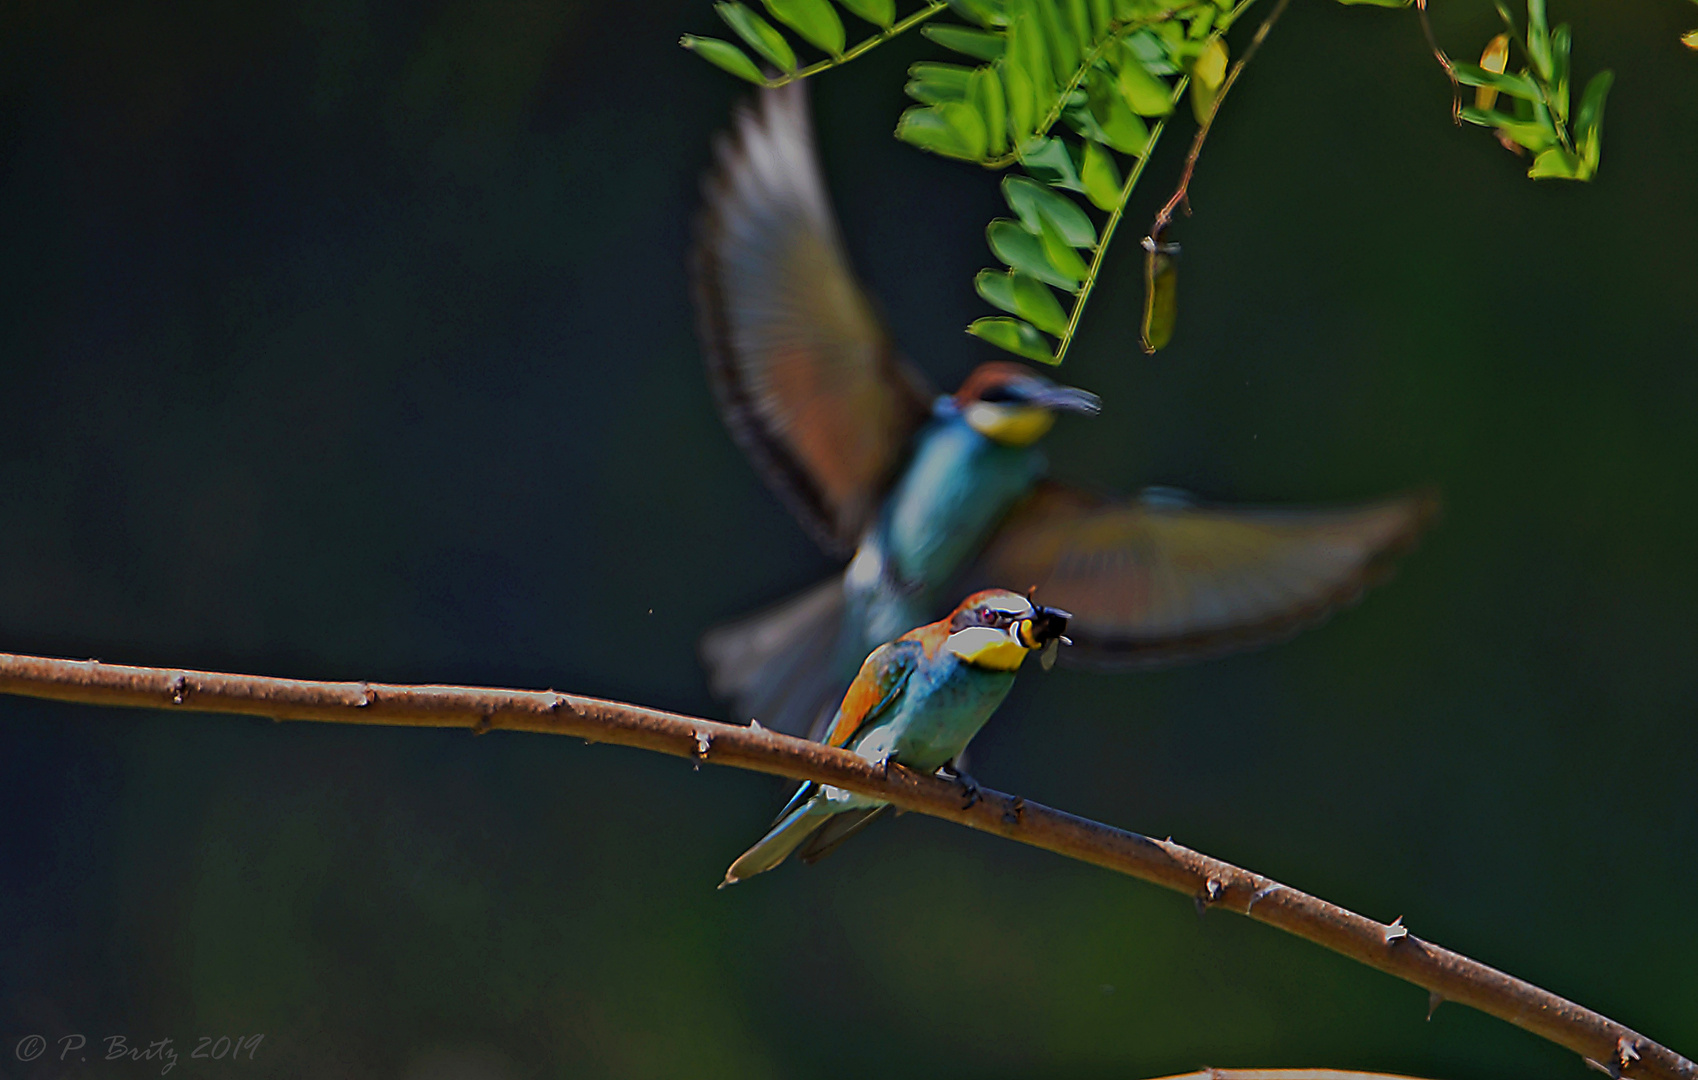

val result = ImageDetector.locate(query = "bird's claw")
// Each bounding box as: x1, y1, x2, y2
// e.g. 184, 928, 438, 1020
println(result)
938, 763, 980, 809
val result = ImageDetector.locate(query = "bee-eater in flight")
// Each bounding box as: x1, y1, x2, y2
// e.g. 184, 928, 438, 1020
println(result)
722, 589, 1070, 885
693, 85, 1435, 740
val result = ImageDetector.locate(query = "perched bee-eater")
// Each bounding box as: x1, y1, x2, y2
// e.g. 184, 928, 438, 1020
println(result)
723, 589, 1070, 885
694, 85, 1435, 740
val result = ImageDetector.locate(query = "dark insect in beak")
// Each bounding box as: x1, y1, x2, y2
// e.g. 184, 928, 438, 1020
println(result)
1027, 605, 1071, 645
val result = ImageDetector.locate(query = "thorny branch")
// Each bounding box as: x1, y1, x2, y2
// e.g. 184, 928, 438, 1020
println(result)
0, 650, 1691, 1080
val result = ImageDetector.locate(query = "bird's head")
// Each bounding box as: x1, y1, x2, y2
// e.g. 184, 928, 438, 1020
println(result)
942, 589, 1072, 671
953, 362, 1101, 447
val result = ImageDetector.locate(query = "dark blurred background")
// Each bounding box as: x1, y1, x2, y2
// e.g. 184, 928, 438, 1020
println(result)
1, 0, 1694, 1077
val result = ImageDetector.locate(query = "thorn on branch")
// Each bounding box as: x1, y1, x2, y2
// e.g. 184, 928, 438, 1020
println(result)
1002, 795, 1025, 826
356, 683, 373, 708
1427, 990, 1444, 1021
693, 729, 714, 759
1584, 1057, 1617, 1078
472, 712, 493, 736
1247, 883, 1281, 911
1384, 915, 1409, 944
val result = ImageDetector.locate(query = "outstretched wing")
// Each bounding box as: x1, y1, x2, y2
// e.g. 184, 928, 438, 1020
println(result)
693, 83, 936, 557
970, 483, 1438, 669
824, 638, 921, 749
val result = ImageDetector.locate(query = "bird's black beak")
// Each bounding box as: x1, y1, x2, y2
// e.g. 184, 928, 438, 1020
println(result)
1017, 605, 1072, 649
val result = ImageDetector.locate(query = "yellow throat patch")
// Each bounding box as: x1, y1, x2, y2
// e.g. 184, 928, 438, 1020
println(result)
945, 626, 1030, 671
964, 402, 1056, 447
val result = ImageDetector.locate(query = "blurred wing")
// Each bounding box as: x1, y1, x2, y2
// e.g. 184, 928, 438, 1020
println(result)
693, 83, 935, 557
825, 639, 920, 749
971, 483, 1439, 669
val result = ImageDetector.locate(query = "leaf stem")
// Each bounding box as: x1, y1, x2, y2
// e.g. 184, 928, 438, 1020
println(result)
763, 1, 951, 88
1052, 78, 1186, 364
981, 6, 1198, 170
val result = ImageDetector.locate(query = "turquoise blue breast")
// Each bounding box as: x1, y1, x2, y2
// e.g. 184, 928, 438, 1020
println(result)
883, 404, 1045, 589
848, 653, 1017, 772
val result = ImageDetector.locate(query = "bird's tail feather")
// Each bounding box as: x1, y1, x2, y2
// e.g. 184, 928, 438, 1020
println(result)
721, 790, 836, 886
700, 575, 852, 739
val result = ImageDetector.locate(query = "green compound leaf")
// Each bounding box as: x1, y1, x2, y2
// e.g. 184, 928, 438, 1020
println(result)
716, 3, 797, 72
923, 23, 1005, 60
837, 0, 895, 29
988, 218, 1079, 289
680, 36, 768, 84
968, 316, 1058, 363
762, 0, 846, 55
1004, 175, 1095, 247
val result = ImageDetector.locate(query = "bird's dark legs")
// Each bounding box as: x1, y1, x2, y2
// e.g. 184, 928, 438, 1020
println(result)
938, 757, 980, 809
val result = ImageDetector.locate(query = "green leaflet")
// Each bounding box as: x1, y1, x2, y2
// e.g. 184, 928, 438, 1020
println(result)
1576, 69, 1612, 175
948, 0, 1008, 27
908, 61, 975, 103
1004, 175, 1095, 247
923, 24, 1006, 60
1002, 57, 1037, 142
1086, 68, 1151, 155
896, 102, 988, 159
1116, 45, 1174, 115
762, 0, 846, 55
1019, 137, 1086, 193
975, 270, 1069, 335
1036, 215, 1090, 283
1079, 140, 1123, 211
837, 0, 896, 28
968, 317, 1057, 363
1010, 271, 1071, 334
988, 218, 1079, 289
680, 36, 767, 84
975, 269, 1020, 314
1452, 62, 1542, 103
971, 66, 1009, 155
716, 2, 798, 72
